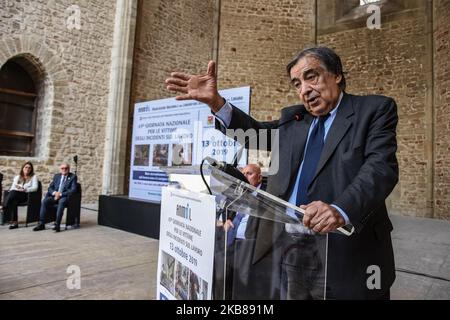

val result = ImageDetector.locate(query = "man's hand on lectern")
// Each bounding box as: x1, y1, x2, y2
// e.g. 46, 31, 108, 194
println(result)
301, 201, 345, 234
223, 219, 234, 232
165, 61, 225, 113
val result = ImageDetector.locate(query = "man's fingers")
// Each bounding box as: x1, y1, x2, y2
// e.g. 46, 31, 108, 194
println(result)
304, 201, 315, 208
314, 215, 344, 234
310, 216, 322, 228
319, 222, 336, 234
167, 84, 188, 94
303, 207, 318, 228
170, 72, 190, 81
223, 220, 234, 231
207, 60, 216, 78
165, 78, 188, 87
175, 94, 193, 101
313, 217, 332, 233
302, 214, 311, 228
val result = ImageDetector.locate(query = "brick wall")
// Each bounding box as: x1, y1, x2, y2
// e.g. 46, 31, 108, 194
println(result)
217, 0, 315, 122
317, 2, 435, 217
216, 0, 315, 168
0, 0, 116, 203
130, 0, 216, 104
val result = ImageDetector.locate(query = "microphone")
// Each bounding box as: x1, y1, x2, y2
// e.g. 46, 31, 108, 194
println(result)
232, 104, 307, 166
274, 105, 307, 128
205, 104, 307, 184
204, 156, 249, 183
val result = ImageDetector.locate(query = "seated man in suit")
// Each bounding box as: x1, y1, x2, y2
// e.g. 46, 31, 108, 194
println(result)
225, 163, 263, 244
33, 163, 78, 232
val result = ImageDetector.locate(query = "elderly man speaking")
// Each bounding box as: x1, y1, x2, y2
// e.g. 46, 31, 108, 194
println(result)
166, 47, 398, 300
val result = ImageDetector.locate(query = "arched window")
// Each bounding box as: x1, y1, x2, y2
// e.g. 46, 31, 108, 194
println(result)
318, 0, 409, 35
0, 59, 38, 157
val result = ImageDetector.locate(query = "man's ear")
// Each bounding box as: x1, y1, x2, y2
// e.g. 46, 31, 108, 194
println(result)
335, 74, 342, 85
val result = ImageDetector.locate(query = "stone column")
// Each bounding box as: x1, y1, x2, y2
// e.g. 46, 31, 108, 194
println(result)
102, 0, 137, 195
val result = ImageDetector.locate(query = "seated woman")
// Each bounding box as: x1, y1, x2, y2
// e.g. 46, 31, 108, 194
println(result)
3, 162, 38, 229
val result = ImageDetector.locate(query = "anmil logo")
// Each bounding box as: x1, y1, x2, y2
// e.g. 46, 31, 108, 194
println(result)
176, 204, 192, 221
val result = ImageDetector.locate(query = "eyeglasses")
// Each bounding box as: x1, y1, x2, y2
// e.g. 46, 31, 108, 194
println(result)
60, 167, 69, 170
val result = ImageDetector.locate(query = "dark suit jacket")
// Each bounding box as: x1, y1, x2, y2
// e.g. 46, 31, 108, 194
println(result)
216, 92, 399, 299
46, 173, 78, 199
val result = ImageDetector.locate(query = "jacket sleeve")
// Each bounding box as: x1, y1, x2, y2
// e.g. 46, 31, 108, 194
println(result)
333, 98, 399, 233
215, 105, 279, 151
9, 176, 19, 191
25, 175, 38, 193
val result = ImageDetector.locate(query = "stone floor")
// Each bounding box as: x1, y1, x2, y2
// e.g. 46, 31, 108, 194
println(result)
0, 205, 158, 300
390, 214, 450, 300
0, 206, 448, 300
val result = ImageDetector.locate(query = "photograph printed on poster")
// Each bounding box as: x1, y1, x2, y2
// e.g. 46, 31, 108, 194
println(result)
174, 260, 189, 300
172, 143, 193, 166
189, 269, 208, 300
133, 144, 150, 166
160, 251, 175, 295
153, 144, 169, 167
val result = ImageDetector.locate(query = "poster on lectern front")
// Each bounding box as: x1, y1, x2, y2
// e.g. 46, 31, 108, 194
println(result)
157, 187, 216, 300
129, 86, 250, 202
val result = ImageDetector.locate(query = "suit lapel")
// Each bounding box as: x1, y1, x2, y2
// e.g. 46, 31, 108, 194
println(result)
311, 93, 354, 183
60, 174, 71, 190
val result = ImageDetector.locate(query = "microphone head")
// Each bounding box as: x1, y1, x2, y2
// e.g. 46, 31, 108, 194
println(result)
284, 104, 307, 118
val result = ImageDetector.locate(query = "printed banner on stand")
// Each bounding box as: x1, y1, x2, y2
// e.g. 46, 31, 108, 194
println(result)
157, 187, 216, 300
129, 87, 250, 202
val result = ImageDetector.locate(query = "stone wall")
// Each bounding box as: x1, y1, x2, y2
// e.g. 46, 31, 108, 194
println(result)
125, 0, 217, 188
3, 0, 446, 217
0, 0, 116, 203
433, 0, 450, 219
217, 0, 315, 122
130, 0, 217, 104
317, 1, 435, 217
216, 0, 315, 167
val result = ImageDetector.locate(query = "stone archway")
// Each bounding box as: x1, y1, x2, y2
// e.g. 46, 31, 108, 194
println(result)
0, 35, 68, 159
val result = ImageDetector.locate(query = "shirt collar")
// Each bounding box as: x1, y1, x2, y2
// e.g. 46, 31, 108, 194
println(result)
329, 91, 344, 118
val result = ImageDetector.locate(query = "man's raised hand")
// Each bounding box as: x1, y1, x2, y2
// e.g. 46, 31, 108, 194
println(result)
165, 60, 225, 113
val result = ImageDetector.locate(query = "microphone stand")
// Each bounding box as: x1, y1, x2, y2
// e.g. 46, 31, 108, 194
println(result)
202, 105, 307, 186
73, 155, 78, 176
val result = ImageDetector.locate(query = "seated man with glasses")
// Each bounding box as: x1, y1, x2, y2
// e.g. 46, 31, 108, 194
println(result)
33, 163, 78, 232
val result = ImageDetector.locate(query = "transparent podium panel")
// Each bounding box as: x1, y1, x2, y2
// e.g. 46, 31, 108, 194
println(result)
206, 163, 330, 300
160, 163, 347, 300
